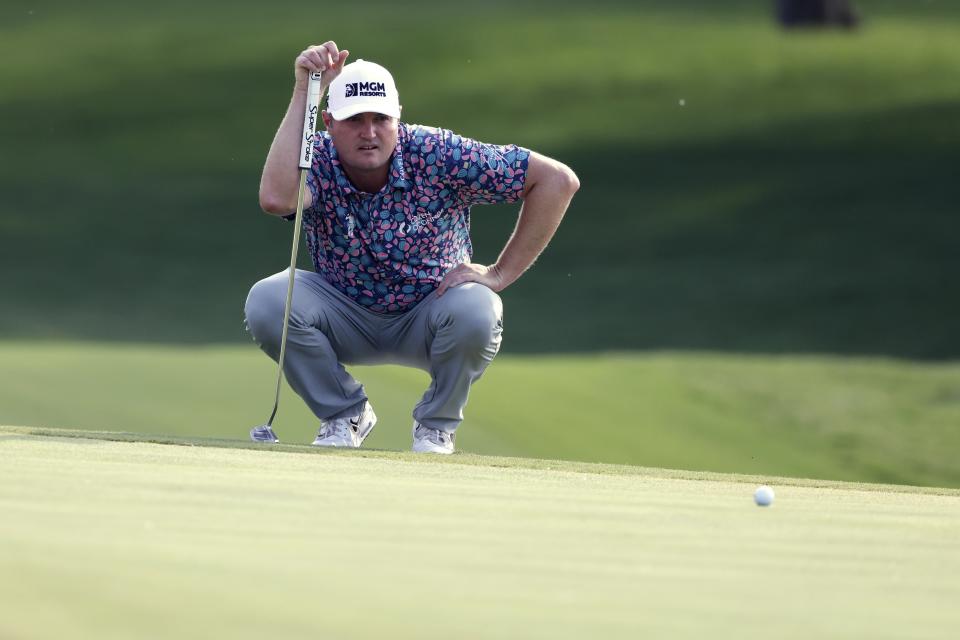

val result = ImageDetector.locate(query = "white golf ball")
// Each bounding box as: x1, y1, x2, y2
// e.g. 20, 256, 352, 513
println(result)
754, 485, 775, 507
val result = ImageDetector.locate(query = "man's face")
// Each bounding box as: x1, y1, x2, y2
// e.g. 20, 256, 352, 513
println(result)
323, 111, 399, 174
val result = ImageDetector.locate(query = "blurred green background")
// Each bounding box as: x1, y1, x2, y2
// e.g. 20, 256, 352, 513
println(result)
2, 0, 958, 485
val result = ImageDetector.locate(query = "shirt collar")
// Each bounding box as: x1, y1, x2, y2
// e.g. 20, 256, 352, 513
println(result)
390, 124, 413, 192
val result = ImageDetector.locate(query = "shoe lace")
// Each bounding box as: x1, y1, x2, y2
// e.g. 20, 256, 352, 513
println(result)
318, 418, 353, 440
415, 424, 449, 446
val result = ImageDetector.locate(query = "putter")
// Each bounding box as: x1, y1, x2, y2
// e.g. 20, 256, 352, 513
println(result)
250, 71, 325, 443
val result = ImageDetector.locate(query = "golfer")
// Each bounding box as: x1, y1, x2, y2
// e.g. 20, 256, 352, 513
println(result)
245, 42, 579, 454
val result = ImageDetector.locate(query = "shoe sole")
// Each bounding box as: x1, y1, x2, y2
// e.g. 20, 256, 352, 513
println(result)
412, 441, 454, 454
356, 408, 377, 445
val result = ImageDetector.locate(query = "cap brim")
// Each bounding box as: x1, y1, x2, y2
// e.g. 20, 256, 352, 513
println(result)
330, 102, 401, 121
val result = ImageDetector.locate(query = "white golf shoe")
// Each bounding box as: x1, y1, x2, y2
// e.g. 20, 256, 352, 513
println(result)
412, 422, 455, 455
313, 402, 377, 448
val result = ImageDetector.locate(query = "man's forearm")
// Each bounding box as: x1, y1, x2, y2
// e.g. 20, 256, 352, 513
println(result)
493, 168, 579, 288
259, 86, 311, 215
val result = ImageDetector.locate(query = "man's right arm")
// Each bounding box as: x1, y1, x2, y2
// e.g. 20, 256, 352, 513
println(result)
258, 42, 350, 216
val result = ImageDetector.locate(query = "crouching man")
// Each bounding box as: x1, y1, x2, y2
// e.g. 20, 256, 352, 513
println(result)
246, 42, 579, 454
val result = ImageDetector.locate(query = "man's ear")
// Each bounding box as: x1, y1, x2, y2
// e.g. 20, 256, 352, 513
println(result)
321, 110, 333, 130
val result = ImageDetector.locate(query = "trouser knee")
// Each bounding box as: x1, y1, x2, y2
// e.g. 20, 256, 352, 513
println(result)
244, 277, 286, 348
435, 284, 504, 355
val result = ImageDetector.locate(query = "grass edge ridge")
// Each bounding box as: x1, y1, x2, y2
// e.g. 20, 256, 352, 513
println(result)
3, 424, 958, 497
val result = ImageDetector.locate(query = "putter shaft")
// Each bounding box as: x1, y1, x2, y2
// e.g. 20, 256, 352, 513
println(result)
265, 169, 308, 427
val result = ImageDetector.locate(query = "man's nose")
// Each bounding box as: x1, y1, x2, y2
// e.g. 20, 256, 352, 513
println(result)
359, 121, 376, 138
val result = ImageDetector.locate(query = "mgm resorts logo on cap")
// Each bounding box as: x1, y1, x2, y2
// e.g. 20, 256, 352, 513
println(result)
328, 59, 401, 121
345, 82, 385, 98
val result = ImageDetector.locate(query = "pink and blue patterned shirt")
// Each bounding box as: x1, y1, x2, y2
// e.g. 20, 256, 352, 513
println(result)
303, 123, 530, 313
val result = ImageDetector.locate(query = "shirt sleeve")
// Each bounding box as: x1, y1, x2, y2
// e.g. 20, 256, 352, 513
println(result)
284, 134, 328, 222
440, 129, 530, 207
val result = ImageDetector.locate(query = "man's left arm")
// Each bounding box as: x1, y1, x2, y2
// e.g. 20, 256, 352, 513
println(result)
436, 151, 580, 296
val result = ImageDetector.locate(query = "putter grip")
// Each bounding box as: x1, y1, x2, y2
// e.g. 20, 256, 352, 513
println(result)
299, 72, 324, 169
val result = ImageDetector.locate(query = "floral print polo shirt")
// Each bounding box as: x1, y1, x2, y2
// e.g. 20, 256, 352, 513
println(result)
304, 123, 530, 313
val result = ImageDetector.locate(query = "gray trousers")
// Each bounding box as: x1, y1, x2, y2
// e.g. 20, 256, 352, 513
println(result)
244, 269, 503, 433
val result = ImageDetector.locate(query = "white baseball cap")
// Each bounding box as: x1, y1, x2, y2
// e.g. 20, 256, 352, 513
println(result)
327, 59, 401, 121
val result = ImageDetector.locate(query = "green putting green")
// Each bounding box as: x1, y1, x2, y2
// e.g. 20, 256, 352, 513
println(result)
1, 427, 958, 639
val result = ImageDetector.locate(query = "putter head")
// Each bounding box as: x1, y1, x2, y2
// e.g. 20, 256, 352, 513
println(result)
250, 424, 280, 443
